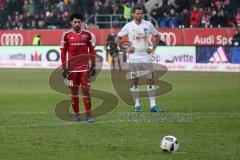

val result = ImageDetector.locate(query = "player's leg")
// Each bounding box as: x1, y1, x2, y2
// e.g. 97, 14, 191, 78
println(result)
80, 71, 93, 122
69, 72, 81, 121
71, 86, 81, 121
116, 54, 122, 70
110, 52, 116, 70
130, 63, 141, 112
112, 55, 117, 70
145, 64, 164, 112
113, 53, 121, 70
147, 72, 156, 107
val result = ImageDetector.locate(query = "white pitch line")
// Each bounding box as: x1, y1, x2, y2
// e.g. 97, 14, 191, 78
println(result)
0, 110, 239, 114
0, 111, 239, 128
0, 114, 239, 129
0, 111, 54, 115
0, 120, 166, 128
0, 122, 80, 128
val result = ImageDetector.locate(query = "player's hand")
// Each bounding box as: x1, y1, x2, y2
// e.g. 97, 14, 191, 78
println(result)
146, 48, 154, 54
126, 47, 135, 53
89, 64, 96, 77
62, 69, 69, 78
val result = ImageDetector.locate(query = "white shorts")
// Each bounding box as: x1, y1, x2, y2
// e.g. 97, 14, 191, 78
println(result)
128, 53, 153, 64
129, 53, 154, 79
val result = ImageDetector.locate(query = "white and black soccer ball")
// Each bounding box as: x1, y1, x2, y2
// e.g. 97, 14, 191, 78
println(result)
160, 135, 179, 153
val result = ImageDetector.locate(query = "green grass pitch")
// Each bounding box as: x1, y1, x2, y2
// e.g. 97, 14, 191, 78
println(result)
0, 69, 239, 160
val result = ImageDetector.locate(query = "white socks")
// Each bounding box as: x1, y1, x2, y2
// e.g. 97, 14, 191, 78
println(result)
130, 85, 156, 108
135, 99, 140, 106
149, 97, 156, 108
130, 86, 139, 106
148, 85, 156, 108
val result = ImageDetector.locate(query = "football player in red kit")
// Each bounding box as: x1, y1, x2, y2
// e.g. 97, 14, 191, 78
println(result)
60, 13, 96, 122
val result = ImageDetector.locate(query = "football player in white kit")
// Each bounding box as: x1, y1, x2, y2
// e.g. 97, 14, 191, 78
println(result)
115, 6, 163, 112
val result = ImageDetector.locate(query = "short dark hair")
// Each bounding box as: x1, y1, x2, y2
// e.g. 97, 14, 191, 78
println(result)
70, 13, 83, 21
133, 6, 143, 13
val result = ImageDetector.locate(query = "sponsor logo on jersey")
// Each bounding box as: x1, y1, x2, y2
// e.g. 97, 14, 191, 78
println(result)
82, 35, 87, 40
69, 42, 87, 46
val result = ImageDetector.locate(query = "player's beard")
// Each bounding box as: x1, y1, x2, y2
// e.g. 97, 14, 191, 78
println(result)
73, 26, 81, 32
135, 16, 142, 23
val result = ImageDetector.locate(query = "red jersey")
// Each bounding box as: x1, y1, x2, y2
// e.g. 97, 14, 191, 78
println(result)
60, 29, 95, 72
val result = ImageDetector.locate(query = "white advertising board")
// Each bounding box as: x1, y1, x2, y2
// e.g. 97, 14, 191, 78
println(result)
0, 46, 239, 72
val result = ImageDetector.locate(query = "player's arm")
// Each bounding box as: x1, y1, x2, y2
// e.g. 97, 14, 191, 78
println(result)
147, 22, 160, 54
152, 33, 160, 51
115, 35, 135, 53
115, 24, 134, 53
89, 33, 96, 77
115, 35, 121, 47
60, 34, 69, 78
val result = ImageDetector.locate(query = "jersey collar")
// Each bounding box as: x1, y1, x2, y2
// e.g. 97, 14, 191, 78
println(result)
72, 29, 82, 35
133, 19, 143, 26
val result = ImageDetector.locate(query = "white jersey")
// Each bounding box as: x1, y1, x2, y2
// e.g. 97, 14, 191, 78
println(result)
117, 19, 159, 63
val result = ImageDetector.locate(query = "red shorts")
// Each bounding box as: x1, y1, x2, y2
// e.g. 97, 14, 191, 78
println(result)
68, 71, 90, 87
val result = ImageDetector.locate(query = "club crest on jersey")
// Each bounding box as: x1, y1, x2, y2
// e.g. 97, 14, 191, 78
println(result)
82, 35, 87, 40
144, 28, 148, 32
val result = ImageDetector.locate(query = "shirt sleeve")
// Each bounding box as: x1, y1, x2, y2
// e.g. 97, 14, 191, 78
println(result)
117, 23, 129, 37
149, 22, 159, 36
88, 32, 96, 65
60, 33, 68, 70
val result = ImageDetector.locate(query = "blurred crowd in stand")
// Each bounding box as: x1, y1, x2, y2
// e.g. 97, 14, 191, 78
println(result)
0, 0, 239, 29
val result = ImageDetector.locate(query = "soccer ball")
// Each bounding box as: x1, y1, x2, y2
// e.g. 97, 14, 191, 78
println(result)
160, 135, 179, 153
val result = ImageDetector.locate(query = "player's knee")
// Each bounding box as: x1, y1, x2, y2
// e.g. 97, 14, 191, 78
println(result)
131, 77, 138, 85
147, 78, 155, 85
148, 85, 155, 90
130, 85, 139, 91
81, 85, 90, 95
71, 95, 79, 98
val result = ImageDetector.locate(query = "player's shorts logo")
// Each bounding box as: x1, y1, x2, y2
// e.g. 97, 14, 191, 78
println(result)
0, 33, 24, 45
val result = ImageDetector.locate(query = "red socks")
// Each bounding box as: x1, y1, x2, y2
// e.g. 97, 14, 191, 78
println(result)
71, 86, 91, 116
71, 96, 79, 113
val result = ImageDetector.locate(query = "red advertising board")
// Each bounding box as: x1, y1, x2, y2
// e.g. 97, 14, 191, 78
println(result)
29, 29, 64, 45
184, 28, 232, 46
156, 28, 184, 45
0, 28, 236, 46
0, 30, 28, 45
